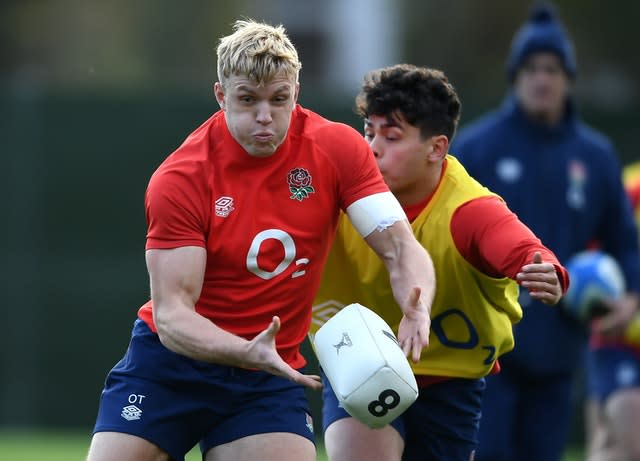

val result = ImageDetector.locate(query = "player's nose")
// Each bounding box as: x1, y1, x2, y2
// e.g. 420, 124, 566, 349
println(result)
370, 135, 383, 159
255, 102, 273, 124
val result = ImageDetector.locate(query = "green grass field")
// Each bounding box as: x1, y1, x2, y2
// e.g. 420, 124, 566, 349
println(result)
0, 430, 583, 460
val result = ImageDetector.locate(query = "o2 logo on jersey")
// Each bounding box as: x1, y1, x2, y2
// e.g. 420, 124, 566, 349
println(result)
246, 229, 309, 280
368, 389, 400, 417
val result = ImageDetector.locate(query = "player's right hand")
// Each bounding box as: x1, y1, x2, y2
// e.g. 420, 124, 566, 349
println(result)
397, 287, 430, 363
245, 316, 322, 390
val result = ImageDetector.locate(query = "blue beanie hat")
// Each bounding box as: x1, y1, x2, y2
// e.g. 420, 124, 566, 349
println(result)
506, 2, 577, 81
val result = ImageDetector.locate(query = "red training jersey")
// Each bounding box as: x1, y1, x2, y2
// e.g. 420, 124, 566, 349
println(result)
138, 105, 389, 368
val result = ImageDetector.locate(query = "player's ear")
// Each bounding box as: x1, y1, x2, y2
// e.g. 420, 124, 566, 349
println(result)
214, 82, 226, 110
426, 135, 448, 162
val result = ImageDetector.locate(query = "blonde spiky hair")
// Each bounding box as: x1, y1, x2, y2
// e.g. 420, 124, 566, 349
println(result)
216, 19, 301, 87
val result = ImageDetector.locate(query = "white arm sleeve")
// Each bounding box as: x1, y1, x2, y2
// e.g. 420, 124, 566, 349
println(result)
346, 192, 407, 238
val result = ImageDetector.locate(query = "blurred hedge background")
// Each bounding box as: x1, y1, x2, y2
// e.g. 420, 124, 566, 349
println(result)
1, 0, 638, 443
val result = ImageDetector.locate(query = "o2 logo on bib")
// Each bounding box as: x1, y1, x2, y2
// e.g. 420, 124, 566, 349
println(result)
368, 389, 400, 417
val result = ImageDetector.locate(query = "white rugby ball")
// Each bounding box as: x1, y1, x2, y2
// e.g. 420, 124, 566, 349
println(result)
313, 303, 418, 428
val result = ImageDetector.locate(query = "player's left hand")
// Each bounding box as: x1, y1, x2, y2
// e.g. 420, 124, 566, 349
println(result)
397, 287, 430, 363
517, 251, 563, 305
591, 293, 639, 338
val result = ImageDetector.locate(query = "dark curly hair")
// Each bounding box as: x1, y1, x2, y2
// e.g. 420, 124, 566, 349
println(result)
355, 64, 461, 141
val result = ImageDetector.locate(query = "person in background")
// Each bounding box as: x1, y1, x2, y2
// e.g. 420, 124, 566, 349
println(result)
85, 19, 436, 461
584, 160, 640, 461
451, 3, 640, 461
311, 63, 568, 461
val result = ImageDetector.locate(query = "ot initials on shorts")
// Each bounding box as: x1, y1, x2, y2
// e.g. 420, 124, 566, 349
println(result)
128, 394, 146, 404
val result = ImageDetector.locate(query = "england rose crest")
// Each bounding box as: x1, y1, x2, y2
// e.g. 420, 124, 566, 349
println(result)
288, 168, 315, 201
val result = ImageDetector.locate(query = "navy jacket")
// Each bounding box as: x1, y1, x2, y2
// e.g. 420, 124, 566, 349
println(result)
451, 95, 640, 375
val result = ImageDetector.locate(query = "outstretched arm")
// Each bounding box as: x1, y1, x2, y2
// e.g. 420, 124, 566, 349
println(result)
364, 220, 436, 362
452, 196, 569, 303
147, 246, 321, 390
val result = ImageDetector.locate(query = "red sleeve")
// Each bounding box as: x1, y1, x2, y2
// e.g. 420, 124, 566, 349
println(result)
322, 123, 389, 210
145, 165, 209, 250
451, 196, 569, 292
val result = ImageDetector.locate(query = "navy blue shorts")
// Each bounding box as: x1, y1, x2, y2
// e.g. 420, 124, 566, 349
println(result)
321, 371, 484, 461
586, 346, 640, 402
93, 320, 314, 461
